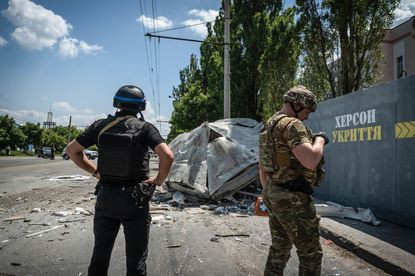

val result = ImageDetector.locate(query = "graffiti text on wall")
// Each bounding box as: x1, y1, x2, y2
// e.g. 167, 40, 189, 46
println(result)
333, 109, 382, 142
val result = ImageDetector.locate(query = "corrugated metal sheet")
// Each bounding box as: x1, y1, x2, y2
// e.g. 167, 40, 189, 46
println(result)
168, 118, 262, 199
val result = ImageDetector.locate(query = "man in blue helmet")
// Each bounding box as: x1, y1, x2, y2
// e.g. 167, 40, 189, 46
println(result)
65, 85, 174, 276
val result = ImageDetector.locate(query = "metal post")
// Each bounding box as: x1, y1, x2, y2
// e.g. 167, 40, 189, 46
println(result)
68, 116, 72, 143
224, 0, 231, 119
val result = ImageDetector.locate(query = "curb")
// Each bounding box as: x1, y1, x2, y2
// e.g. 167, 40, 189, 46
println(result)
320, 225, 414, 276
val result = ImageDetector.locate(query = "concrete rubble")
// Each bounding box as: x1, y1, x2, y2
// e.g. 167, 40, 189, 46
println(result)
315, 201, 381, 226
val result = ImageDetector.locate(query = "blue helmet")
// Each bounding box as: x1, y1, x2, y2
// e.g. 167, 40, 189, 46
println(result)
113, 85, 146, 112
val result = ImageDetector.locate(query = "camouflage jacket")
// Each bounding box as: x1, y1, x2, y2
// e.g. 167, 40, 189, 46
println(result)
259, 112, 319, 185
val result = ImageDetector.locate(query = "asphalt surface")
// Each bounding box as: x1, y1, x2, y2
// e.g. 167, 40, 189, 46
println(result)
0, 156, 414, 275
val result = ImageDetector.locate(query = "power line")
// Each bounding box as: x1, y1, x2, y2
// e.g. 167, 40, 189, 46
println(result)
151, 0, 161, 125
139, 0, 158, 118
150, 20, 216, 34
154, 0, 161, 128
144, 33, 224, 45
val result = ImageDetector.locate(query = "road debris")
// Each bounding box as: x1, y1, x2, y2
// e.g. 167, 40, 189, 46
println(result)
230, 213, 249, 218
152, 215, 164, 224
3, 215, 26, 222
74, 207, 87, 214
31, 208, 42, 213
214, 207, 226, 214
29, 222, 52, 226
58, 218, 87, 223
315, 201, 381, 226
254, 196, 268, 216
48, 175, 90, 181
53, 211, 71, 217
26, 225, 65, 238
236, 191, 260, 197
150, 211, 166, 215
215, 233, 250, 238
168, 118, 262, 199
324, 239, 333, 245
210, 237, 220, 242
150, 205, 170, 211
166, 244, 182, 248
172, 191, 185, 203
185, 208, 205, 215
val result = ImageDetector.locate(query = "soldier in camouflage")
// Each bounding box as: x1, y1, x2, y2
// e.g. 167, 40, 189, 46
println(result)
258, 85, 329, 275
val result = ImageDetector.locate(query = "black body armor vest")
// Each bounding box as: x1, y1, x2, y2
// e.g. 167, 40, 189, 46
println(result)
97, 116, 149, 182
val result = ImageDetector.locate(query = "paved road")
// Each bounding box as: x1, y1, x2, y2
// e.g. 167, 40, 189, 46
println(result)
0, 157, 388, 275
0, 157, 92, 194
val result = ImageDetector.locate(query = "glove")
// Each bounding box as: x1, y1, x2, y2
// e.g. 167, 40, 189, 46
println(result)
314, 132, 329, 145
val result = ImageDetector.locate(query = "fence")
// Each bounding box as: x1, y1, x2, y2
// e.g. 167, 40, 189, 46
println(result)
306, 74, 415, 228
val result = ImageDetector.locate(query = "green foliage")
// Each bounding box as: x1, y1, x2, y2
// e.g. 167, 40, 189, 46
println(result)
169, 0, 301, 140
0, 115, 26, 151
168, 54, 222, 142
20, 123, 44, 151
296, 0, 399, 97
168, 0, 396, 138
0, 114, 83, 155
298, 55, 331, 102
258, 8, 300, 119
42, 130, 66, 152
41, 126, 82, 152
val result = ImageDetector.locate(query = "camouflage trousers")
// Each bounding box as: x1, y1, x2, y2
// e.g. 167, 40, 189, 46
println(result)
263, 183, 322, 276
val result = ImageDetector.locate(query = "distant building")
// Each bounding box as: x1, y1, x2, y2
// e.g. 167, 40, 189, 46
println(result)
380, 16, 415, 82
43, 111, 56, 129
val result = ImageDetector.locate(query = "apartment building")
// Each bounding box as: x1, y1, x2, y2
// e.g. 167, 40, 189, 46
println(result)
381, 16, 415, 83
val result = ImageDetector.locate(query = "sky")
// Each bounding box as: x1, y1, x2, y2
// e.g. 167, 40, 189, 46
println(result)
0, 0, 414, 138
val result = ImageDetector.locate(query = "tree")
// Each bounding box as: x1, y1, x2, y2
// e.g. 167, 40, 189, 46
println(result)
0, 115, 26, 151
42, 130, 66, 152
20, 123, 43, 152
296, 0, 399, 97
168, 54, 222, 142
0, 114, 86, 155
168, 0, 300, 141
230, 0, 282, 120
258, 8, 300, 119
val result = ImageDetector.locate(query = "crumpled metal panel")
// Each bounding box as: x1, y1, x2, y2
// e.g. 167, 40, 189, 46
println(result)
169, 124, 210, 198
207, 137, 258, 197
168, 118, 263, 199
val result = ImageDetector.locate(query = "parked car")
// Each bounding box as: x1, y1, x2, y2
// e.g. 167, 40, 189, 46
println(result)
62, 148, 98, 160
37, 147, 55, 159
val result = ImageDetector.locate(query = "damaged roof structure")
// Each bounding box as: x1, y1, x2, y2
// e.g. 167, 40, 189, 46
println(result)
167, 118, 263, 200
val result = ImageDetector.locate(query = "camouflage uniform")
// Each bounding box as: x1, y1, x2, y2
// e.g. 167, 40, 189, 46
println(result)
260, 93, 322, 275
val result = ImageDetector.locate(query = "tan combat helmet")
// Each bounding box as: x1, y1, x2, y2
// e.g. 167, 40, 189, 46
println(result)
283, 85, 317, 112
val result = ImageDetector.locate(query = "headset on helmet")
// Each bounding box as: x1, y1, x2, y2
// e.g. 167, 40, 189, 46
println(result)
283, 85, 317, 112
113, 85, 146, 112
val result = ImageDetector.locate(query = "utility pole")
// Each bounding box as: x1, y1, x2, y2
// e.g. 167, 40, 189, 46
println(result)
68, 116, 72, 144
224, 0, 231, 119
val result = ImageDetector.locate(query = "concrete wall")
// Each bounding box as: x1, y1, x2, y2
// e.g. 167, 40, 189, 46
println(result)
306, 74, 415, 228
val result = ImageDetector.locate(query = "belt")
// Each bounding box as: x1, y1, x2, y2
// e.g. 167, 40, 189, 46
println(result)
100, 183, 137, 192
276, 178, 313, 195
278, 181, 295, 190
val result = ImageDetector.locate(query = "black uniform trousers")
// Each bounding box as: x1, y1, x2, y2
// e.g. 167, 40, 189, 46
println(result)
88, 184, 151, 276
